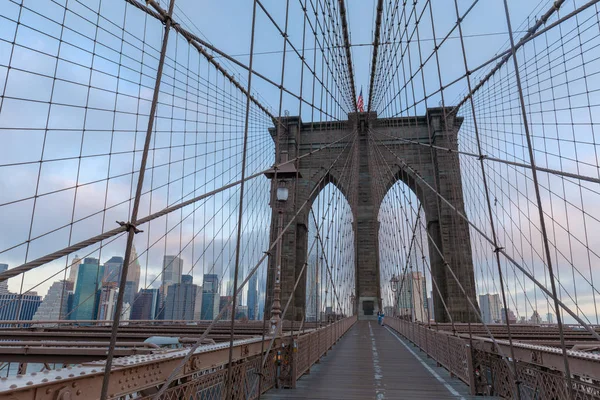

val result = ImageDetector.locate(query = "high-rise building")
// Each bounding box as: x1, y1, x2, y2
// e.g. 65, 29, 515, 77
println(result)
247, 272, 258, 320
103, 252, 139, 306
427, 296, 434, 321
127, 245, 141, 293
201, 274, 220, 320
395, 272, 427, 322
0, 293, 42, 326
161, 256, 183, 298
68, 256, 81, 285
501, 308, 517, 324
305, 254, 320, 322
96, 282, 130, 322
103, 256, 124, 284
31, 280, 73, 324
97, 282, 118, 321
0, 263, 9, 295
71, 258, 103, 321
219, 295, 232, 320
530, 310, 542, 324
163, 274, 199, 321
479, 293, 502, 324
193, 286, 203, 320
131, 288, 160, 320
546, 312, 554, 324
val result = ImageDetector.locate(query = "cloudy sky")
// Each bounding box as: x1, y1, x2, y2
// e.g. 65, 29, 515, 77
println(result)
1, 0, 599, 325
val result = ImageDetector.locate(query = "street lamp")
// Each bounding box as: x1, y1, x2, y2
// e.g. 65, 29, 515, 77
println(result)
390, 274, 399, 317
264, 151, 301, 336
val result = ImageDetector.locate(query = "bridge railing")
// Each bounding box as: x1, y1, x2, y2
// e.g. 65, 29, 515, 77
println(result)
386, 318, 600, 399
0, 316, 356, 400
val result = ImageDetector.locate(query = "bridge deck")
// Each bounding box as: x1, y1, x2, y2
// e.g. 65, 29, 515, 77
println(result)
263, 321, 482, 399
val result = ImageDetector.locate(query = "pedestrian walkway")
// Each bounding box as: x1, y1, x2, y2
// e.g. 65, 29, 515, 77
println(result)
263, 320, 484, 399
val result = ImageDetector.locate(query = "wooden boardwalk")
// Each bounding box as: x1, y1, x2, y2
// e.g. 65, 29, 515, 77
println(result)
263, 321, 484, 399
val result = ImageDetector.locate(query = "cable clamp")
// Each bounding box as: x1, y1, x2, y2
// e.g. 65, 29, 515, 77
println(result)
117, 221, 143, 234
493, 246, 504, 254
478, 154, 486, 160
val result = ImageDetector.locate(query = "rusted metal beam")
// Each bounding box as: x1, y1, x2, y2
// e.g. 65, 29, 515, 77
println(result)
0, 316, 357, 400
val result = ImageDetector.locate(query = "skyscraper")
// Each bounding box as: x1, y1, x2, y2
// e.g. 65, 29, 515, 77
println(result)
163, 275, 199, 321
32, 280, 73, 324
501, 308, 517, 324
305, 255, 320, 322
71, 258, 103, 321
103, 251, 140, 306
479, 293, 502, 324
0, 263, 9, 295
103, 256, 124, 285
97, 282, 118, 321
201, 274, 220, 320
131, 288, 160, 320
247, 272, 258, 320
0, 293, 42, 326
68, 256, 81, 285
396, 272, 427, 322
161, 255, 183, 303
127, 245, 141, 293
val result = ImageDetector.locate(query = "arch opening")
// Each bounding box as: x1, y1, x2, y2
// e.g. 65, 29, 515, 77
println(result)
305, 183, 355, 322
379, 180, 432, 323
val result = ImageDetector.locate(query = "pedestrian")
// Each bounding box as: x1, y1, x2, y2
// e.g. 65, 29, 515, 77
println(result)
380, 311, 385, 327
377, 310, 382, 326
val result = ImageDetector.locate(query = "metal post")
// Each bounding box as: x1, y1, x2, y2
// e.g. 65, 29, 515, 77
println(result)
270, 209, 284, 336
99, 1, 175, 399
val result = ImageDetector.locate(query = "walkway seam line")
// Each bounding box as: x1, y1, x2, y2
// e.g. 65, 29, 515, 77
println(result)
385, 326, 466, 400
368, 322, 386, 399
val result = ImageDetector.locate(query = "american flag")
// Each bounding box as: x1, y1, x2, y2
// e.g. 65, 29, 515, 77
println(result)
357, 88, 364, 112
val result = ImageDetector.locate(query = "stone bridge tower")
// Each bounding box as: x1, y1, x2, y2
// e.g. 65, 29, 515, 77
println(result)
265, 108, 478, 323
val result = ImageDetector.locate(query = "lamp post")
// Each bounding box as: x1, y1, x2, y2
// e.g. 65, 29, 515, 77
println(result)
270, 180, 287, 336
263, 150, 301, 337
390, 274, 399, 317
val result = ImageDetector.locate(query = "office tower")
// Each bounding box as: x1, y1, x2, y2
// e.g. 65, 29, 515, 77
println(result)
201, 274, 220, 320
247, 272, 258, 320
193, 286, 203, 320
131, 288, 160, 320
530, 310, 542, 324
219, 295, 232, 320
0, 293, 42, 327
103, 256, 124, 284
127, 245, 141, 293
161, 256, 183, 297
395, 272, 427, 322
305, 254, 320, 322
68, 256, 81, 285
479, 293, 502, 324
97, 282, 118, 320
427, 296, 434, 321
0, 263, 9, 295
71, 258, 103, 321
163, 275, 198, 321
501, 308, 517, 324
31, 280, 73, 324
546, 313, 554, 324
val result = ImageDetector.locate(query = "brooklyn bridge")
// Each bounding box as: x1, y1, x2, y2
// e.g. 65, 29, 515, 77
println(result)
0, 0, 599, 398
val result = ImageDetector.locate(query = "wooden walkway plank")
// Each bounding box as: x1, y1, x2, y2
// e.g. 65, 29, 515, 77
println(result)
263, 321, 488, 399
